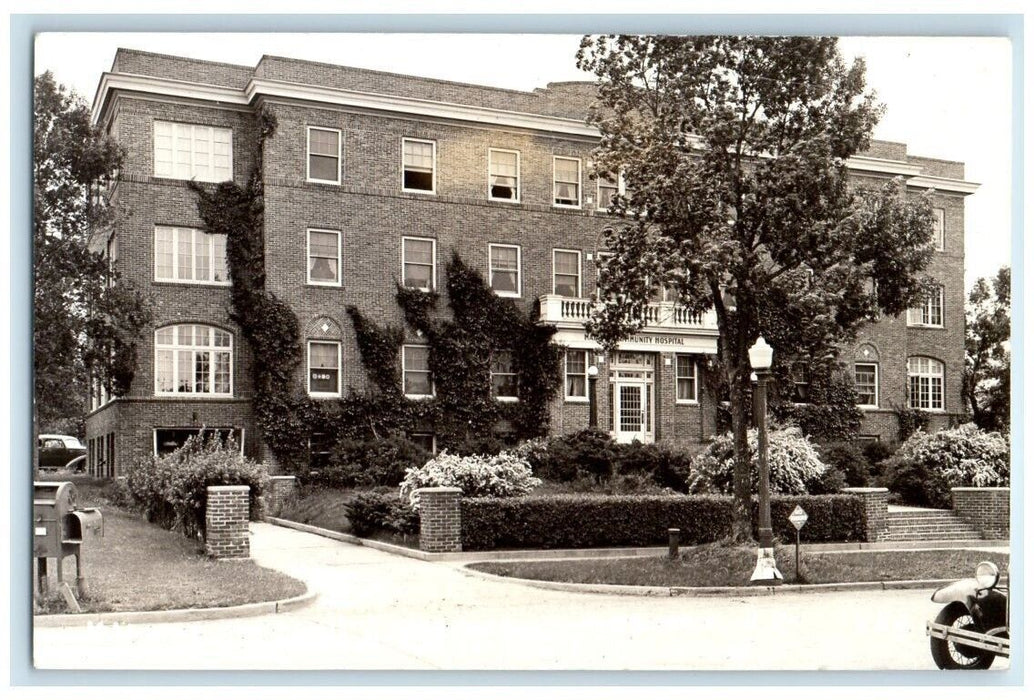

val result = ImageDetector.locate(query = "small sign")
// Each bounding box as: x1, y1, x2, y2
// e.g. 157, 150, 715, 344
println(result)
789, 505, 808, 531
35, 526, 47, 536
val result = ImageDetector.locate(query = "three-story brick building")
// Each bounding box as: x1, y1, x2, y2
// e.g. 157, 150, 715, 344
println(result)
83, 48, 976, 476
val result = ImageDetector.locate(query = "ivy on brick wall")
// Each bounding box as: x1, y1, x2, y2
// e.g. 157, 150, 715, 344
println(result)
190, 112, 563, 471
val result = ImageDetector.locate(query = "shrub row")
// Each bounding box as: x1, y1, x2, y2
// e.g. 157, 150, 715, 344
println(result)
343, 490, 419, 538
460, 493, 865, 551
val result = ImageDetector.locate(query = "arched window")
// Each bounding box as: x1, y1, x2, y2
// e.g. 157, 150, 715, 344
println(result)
907, 356, 944, 410
155, 324, 233, 396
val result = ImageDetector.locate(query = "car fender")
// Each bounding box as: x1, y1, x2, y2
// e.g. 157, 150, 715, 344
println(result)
931, 578, 980, 606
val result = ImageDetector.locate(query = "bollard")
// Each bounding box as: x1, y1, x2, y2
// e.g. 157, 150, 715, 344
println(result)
668, 528, 680, 559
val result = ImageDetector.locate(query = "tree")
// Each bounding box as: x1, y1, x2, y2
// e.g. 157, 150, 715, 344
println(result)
577, 36, 937, 541
34, 71, 151, 433
963, 266, 1010, 432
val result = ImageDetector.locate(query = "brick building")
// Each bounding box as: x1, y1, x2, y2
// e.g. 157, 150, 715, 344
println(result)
83, 49, 976, 476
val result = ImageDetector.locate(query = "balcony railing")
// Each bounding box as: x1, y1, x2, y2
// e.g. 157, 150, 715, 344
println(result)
538, 295, 718, 332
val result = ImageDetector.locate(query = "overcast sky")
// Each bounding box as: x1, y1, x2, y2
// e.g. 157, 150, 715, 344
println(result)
33, 32, 1013, 288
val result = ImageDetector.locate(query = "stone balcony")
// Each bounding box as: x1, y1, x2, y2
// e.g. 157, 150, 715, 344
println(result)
538, 294, 719, 332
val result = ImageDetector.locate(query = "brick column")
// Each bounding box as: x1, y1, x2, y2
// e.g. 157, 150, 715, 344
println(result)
265, 475, 297, 517
205, 485, 251, 559
416, 486, 462, 553
952, 487, 1010, 539
842, 487, 889, 542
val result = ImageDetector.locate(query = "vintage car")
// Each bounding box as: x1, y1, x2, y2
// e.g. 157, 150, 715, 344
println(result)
37, 434, 87, 472
927, 561, 1009, 669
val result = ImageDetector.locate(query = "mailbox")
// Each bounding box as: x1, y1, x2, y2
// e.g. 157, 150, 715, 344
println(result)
33, 481, 103, 598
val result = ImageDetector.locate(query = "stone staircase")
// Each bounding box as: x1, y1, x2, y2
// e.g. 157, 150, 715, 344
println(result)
877, 509, 984, 542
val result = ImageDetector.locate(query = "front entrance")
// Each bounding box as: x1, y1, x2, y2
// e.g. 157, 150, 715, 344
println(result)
610, 352, 654, 444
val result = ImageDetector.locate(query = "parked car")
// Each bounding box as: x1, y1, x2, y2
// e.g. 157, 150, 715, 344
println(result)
37, 434, 87, 472
927, 561, 1009, 669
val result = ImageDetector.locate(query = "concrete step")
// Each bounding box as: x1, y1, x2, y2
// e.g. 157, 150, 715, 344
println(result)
878, 509, 984, 542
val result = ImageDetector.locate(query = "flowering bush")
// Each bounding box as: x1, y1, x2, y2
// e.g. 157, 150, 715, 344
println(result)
399, 449, 541, 504
124, 433, 268, 539
687, 427, 830, 495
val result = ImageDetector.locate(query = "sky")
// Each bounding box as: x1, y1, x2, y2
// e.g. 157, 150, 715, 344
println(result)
32, 32, 1013, 289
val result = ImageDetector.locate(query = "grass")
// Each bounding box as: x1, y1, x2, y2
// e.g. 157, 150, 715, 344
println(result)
34, 476, 307, 615
276, 484, 356, 533
469, 544, 1010, 588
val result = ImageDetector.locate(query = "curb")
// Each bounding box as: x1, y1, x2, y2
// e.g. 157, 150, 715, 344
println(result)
264, 516, 439, 561
33, 589, 317, 628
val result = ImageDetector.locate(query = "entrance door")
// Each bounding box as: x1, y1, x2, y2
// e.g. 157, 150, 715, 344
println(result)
614, 382, 652, 443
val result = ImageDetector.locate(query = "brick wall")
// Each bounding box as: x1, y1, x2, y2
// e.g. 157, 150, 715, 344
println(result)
951, 487, 1010, 539
205, 485, 251, 558
842, 487, 889, 542
265, 475, 297, 516
416, 487, 462, 553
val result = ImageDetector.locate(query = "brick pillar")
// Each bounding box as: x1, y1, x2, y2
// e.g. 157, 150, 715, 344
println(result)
842, 487, 889, 542
205, 485, 251, 559
266, 475, 297, 517
952, 487, 1010, 539
416, 486, 462, 553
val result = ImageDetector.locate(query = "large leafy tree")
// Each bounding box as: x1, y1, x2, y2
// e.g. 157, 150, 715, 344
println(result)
963, 266, 1010, 433
34, 71, 151, 433
577, 36, 936, 540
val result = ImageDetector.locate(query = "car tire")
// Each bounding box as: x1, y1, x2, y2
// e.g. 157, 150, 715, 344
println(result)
930, 603, 996, 670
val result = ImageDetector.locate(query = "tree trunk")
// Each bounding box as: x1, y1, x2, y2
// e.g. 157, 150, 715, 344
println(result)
727, 362, 754, 543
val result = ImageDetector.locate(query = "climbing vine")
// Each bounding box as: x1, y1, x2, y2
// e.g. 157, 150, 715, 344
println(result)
191, 113, 564, 471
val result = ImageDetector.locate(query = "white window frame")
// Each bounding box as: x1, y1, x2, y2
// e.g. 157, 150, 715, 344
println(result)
675, 355, 699, 404
154, 324, 234, 397
306, 228, 342, 287
933, 208, 945, 252
854, 362, 879, 409
307, 340, 342, 398
402, 138, 436, 194
154, 226, 231, 286
907, 356, 945, 411
564, 349, 589, 402
153, 427, 244, 457
306, 126, 342, 185
489, 243, 522, 298
490, 350, 518, 402
596, 171, 624, 212
907, 286, 945, 328
153, 120, 233, 183
553, 156, 582, 208
552, 248, 583, 298
409, 432, 437, 454
401, 236, 437, 292
488, 148, 521, 202
402, 344, 435, 399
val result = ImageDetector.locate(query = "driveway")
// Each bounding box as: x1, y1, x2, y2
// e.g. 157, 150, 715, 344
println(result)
31, 522, 1001, 672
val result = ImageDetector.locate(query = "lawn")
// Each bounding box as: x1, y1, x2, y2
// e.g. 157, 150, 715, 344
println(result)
469, 544, 1010, 588
34, 477, 307, 615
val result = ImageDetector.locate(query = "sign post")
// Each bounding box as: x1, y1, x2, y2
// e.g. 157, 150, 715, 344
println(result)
788, 505, 808, 583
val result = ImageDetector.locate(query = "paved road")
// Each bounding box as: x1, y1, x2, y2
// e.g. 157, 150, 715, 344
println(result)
32, 522, 1006, 671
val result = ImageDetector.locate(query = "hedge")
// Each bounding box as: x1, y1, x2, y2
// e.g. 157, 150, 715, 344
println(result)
460, 493, 865, 551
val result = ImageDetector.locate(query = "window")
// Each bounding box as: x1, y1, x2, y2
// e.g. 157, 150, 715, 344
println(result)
553, 156, 581, 207
908, 356, 945, 410
307, 127, 341, 184
553, 249, 582, 298
307, 229, 341, 286
403, 345, 434, 398
908, 286, 944, 327
402, 237, 436, 291
308, 341, 341, 397
490, 351, 517, 400
489, 244, 521, 297
932, 208, 945, 251
565, 350, 588, 401
153, 121, 232, 182
402, 138, 435, 192
154, 325, 233, 396
155, 428, 241, 457
308, 432, 334, 470
791, 362, 810, 403
154, 226, 229, 285
489, 148, 520, 201
597, 173, 620, 211
855, 362, 879, 408
106, 233, 119, 288
409, 433, 436, 454
676, 355, 698, 403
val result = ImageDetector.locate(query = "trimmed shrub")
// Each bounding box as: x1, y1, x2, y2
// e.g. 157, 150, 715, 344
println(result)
687, 427, 830, 495
343, 490, 418, 538
460, 493, 865, 551
399, 449, 541, 502
819, 442, 872, 487
881, 457, 951, 508
310, 435, 431, 488
124, 434, 267, 539
534, 429, 617, 482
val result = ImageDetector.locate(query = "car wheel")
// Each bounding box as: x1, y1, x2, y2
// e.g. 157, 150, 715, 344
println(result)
930, 603, 996, 670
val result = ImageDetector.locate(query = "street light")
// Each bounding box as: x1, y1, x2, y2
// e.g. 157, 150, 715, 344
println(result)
748, 336, 783, 585
587, 364, 599, 428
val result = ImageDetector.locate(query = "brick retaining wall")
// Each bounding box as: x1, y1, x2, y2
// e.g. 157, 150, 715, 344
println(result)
205, 485, 251, 559
416, 487, 462, 553
266, 475, 297, 516
842, 487, 889, 542
951, 487, 1010, 539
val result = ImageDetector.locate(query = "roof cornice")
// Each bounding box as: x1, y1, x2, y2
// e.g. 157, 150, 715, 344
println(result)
906, 174, 981, 195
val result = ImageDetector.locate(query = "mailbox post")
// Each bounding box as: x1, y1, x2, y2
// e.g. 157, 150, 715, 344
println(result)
33, 481, 103, 600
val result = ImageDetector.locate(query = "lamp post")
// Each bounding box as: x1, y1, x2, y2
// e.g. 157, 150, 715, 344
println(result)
748, 336, 783, 585
587, 364, 599, 428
